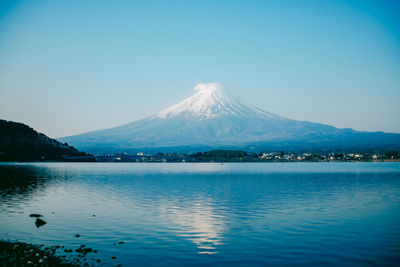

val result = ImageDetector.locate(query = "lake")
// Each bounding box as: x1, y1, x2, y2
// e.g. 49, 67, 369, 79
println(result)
1, 162, 400, 266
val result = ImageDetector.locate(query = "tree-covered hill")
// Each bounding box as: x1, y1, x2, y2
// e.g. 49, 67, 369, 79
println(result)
0, 119, 93, 161
190, 150, 258, 162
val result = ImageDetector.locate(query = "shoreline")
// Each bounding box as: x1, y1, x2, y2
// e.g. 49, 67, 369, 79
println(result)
0, 240, 78, 266
1, 160, 400, 163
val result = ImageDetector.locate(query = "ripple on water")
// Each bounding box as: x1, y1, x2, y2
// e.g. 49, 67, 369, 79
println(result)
0, 162, 400, 265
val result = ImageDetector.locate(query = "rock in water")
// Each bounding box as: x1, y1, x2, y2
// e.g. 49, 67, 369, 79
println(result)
35, 218, 46, 228
29, 214, 43, 218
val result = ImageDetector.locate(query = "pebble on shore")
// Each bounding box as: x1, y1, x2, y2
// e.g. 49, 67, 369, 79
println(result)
0, 241, 78, 266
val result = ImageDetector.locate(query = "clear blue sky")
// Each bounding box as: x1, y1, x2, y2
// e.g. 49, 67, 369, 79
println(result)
1, 0, 399, 138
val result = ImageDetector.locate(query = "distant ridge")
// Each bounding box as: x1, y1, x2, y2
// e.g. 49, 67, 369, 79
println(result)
60, 83, 400, 153
0, 119, 92, 161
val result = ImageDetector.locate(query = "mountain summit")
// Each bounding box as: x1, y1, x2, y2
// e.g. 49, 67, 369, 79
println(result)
60, 83, 400, 153
156, 83, 280, 120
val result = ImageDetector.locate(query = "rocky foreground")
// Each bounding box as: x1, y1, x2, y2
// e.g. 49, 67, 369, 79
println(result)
0, 241, 77, 266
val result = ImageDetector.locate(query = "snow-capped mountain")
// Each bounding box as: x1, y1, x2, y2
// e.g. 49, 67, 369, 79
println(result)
156, 83, 280, 120
60, 83, 400, 153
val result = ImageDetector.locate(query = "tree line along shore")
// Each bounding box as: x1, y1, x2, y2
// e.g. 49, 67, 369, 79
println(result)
1, 119, 399, 163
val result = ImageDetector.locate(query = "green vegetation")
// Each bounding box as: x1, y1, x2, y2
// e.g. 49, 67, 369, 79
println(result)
190, 150, 258, 162
0, 119, 93, 161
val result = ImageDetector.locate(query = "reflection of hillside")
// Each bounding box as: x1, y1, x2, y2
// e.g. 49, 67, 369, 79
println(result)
160, 198, 225, 254
0, 164, 59, 210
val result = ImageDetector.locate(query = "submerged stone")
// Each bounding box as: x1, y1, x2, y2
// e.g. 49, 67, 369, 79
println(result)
34, 218, 46, 228
83, 248, 92, 253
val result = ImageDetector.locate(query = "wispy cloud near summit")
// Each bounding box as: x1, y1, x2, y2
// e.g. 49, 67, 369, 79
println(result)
193, 83, 222, 92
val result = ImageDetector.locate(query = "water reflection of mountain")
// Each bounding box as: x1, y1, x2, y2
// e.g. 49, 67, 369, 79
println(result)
160, 199, 225, 254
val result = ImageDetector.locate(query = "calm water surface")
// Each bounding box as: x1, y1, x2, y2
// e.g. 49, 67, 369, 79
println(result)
0, 162, 400, 266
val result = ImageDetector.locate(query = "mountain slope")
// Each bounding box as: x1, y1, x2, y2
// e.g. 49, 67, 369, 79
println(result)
60, 83, 400, 153
0, 119, 92, 161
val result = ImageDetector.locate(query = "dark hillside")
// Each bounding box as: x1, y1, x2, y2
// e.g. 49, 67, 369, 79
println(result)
0, 119, 92, 161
